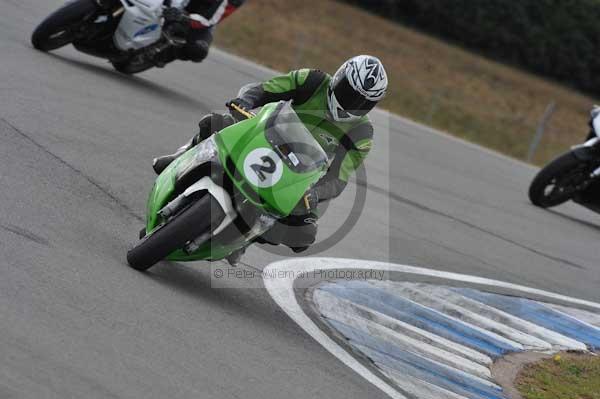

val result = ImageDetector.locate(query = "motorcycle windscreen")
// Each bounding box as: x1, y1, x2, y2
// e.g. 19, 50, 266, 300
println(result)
217, 103, 326, 216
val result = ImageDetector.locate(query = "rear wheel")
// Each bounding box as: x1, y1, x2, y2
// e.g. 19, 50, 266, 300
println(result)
31, 0, 97, 51
529, 152, 592, 208
127, 194, 225, 271
111, 59, 155, 75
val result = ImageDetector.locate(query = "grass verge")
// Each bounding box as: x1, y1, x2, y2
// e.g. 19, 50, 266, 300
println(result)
215, 0, 600, 165
516, 353, 600, 399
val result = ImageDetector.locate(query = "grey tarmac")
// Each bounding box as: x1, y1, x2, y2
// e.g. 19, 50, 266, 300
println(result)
1, 2, 599, 398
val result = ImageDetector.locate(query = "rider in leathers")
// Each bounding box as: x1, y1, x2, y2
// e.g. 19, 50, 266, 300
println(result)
587, 106, 600, 141
160, 0, 245, 64
153, 55, 389, 264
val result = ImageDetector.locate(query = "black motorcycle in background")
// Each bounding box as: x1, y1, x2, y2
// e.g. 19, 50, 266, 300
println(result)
529, 124, 600, 212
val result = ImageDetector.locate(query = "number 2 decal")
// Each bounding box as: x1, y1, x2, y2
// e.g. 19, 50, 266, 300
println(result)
243, 149, 283, 188
250, 156, 277, 182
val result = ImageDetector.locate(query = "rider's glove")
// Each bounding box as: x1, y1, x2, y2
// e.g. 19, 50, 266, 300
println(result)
163, 7, 187, 23
304, 188, 319, 211
226, 98, 254, 120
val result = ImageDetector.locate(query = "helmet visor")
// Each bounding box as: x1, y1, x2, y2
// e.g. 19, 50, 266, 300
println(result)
332, 75, 377, 117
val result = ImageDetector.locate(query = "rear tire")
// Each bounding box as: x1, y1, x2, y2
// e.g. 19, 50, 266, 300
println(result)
529, 152, 587, 208
31, 0, 97, 51
127, 194, 225, 271
111, 60, 155, 75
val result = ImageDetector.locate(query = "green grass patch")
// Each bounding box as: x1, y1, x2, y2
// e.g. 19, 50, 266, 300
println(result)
216, 0, 600, 165
516, 353, 600, 399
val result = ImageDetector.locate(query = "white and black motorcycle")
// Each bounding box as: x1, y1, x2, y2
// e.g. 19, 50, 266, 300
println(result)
32, 0, 201, 74
529, 120, 600, 212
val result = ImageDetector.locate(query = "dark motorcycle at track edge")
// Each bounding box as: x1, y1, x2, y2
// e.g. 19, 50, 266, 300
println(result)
529, 132, 600, 212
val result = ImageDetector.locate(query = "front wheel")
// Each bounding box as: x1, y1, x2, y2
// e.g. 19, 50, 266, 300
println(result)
528, 152, 591, 208
127, 194, 225, 271
31, 0, 97, 52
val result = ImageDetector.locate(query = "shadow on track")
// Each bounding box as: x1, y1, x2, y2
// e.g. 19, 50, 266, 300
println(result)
142, 261, 289, 328
547, 209, 600, 231
46, 52, 210, 111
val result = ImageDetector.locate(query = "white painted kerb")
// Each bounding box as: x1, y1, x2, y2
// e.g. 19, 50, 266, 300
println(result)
262, 257, 600, 399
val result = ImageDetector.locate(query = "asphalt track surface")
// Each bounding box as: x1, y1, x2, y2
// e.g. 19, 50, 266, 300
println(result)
1, 2, 600, 398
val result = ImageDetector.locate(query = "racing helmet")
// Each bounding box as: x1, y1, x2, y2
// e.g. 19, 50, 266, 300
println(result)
327, 55, 388, 122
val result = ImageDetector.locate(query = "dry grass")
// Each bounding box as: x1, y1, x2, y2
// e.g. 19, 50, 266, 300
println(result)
215, 0, 600, 165
516, 353, 600, 399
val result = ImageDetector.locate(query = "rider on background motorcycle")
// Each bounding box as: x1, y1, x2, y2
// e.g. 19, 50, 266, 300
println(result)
158, 0, 245, 65
153, 55, 389, 264
587, 105, 600, 141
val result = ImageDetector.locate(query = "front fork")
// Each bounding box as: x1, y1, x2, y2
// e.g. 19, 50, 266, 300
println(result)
68, 0, 123, 43
570, 137, 600, 187
157, 179, 276, 255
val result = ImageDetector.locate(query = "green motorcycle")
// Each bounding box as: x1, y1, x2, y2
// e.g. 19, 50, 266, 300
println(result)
127, 101, 328, 271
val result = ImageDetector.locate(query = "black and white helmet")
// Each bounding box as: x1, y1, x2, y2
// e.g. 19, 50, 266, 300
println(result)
328, 55, 388, 122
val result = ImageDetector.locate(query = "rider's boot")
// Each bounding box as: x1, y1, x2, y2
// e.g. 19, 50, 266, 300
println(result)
150, 44, 178, 69
152, 113, 235, 175
152, 137, 195, 175
225, 246, 247, 267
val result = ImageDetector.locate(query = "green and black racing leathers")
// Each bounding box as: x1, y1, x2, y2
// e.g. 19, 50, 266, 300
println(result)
159, 68, 375, 251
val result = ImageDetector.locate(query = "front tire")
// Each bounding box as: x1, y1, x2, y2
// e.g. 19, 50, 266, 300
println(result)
127, 194, 225, 271
31, 0, 97, 52
529, 152, 589, 208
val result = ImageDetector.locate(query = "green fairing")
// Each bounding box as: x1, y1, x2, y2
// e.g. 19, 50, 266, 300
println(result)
215, 103, 324, 216
143, 102, 326, 262
145, 149, 189, 231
